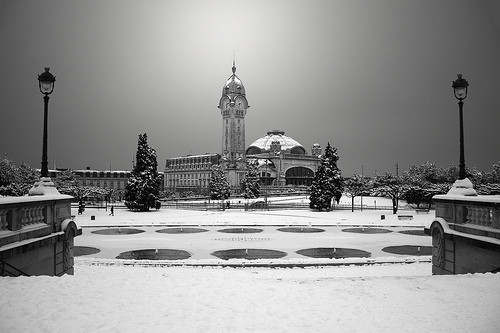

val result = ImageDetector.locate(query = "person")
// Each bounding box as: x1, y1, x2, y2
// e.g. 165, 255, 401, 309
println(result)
109, 205, 114, 216
78, 201, 85, 215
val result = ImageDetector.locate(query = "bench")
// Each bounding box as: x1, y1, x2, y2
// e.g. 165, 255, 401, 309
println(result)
415, 209, 430, 214
398, 215, 413, 220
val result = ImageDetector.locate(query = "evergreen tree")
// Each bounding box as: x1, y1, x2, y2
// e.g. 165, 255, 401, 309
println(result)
309, 143, 344, 211
125, 133, 161, 211
241, 161, 260, 199
209, 164, 230, 200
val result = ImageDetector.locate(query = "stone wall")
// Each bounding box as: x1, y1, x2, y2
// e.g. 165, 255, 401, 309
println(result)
0, 194, 81, 277
427, 192, 500, 275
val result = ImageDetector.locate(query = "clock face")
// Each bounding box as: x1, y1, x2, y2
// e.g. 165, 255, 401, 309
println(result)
240, 99, 247, 109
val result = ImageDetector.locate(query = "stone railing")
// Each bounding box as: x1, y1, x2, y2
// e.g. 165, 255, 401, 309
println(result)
0, 193, 81, 276
428, 193, 500, 274
0, 195, 74, 246
0, 204, 45, 231
433, 194, 500, 229
465, 203, 500, 229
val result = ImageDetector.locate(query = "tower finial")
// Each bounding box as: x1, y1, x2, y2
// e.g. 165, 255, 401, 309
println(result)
232, 52, 236, 74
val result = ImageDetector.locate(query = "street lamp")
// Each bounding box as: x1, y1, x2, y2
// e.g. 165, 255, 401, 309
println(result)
38, 67, 56, 178
452, 74, 469, 180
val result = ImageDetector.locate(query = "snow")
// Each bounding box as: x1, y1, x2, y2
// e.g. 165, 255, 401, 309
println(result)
27, 177, 64, 196
75, 196, 429, 229
1, 263, 499, 332
446, 178, 478, 196
1, 196, 499, 332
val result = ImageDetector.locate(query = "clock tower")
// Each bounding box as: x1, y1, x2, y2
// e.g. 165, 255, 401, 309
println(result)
217, 60, 249, 187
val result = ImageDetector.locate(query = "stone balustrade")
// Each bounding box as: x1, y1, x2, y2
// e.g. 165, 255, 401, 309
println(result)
428, 193, 500, 274
0, 195, 71, 235
465, 204, 500, 229
0, 193, 81, 276
433, 194, 500, 229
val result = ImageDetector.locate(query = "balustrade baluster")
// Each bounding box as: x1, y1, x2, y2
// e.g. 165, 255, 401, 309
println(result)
35, 206, 44, 224
21, 208, 28, 227
476, 207, 484, 226
28, 207, 34, 225
0, 210, 7, 231
482, 208, 490, 227
466, 205, 475, 224
492, 208, 500, 229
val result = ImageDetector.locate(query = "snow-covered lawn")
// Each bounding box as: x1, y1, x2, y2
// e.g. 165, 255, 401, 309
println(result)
74, 196, 429, 228
1, 263, 499, 332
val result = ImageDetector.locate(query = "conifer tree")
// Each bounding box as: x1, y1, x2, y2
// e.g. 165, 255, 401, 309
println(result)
125, 133, 161, 211
309, 142, 344, 211
241, 161, 260, 199
209, 164, 230, 200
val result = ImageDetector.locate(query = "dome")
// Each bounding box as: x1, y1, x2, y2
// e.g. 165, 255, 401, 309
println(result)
222, 63, 246, 96
246, 130, 306, 155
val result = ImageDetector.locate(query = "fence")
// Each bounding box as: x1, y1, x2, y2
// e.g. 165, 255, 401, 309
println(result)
158, 201, 395, 211
76, 200, 397, 212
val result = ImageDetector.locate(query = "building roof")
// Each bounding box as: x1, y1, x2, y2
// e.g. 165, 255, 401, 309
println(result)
246, 130, 306, 155
221, 61, 246, 97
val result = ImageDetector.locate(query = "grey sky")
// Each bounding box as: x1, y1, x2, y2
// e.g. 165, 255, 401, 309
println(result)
1, 0, 499, 176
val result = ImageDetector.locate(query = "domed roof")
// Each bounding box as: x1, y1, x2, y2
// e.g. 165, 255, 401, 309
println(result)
218, 60, 250, 109
222, 62, 246, 96
246, 130, 306, 155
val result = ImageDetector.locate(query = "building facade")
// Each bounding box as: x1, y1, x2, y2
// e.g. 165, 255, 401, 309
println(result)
163, 61, 322, 195
164, 154, 220, 195
246, 130, 321, 187
47, 168, 164, 195
218, 60, 249, 188
71, 169, 131, 190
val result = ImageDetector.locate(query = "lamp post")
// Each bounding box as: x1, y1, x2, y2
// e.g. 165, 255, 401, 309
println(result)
38, 67, 56, 178
274, 150, 281, 186
452, 74, 469, 180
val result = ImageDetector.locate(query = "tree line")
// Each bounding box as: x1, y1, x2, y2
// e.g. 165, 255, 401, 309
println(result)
2, 137, 499, 214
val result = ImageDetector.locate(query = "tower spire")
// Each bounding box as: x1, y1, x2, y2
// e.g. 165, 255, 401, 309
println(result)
232, 52, 236, 74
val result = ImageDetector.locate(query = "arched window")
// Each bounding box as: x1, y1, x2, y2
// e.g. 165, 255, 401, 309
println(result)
290, 147, 306, 155
285, 167, 314, 186
246, 147, 262, 155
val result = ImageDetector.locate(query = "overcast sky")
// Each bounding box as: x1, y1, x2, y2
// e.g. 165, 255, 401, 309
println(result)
1, 0, 499, 177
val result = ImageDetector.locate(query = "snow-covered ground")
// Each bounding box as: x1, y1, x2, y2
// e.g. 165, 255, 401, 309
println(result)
1, 263, 499, 332
1, 197, 499, 332
74, 196, 427, 228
